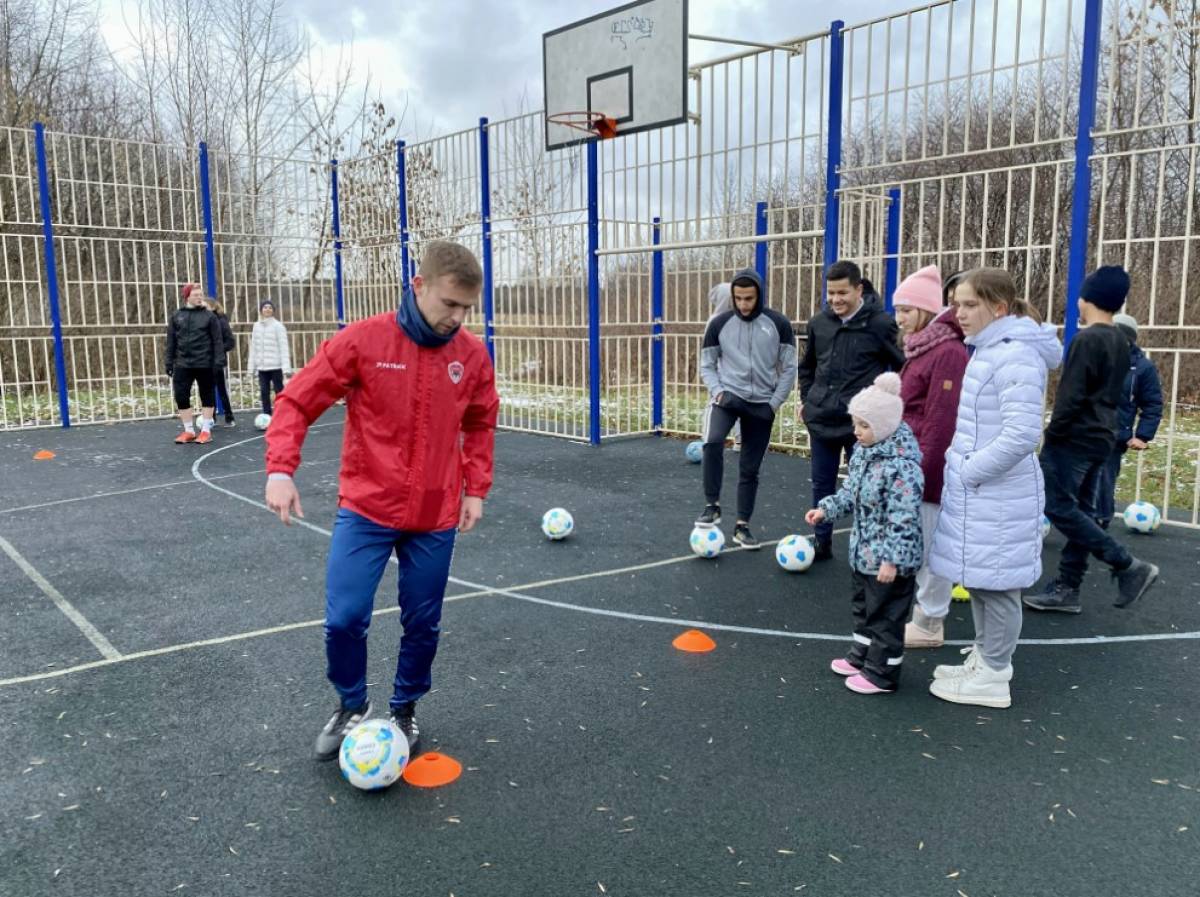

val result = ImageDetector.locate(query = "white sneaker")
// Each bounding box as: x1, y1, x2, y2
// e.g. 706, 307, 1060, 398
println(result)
929, 661, 1013, 708
904, 608, 944, 648
933, 645, 982, 680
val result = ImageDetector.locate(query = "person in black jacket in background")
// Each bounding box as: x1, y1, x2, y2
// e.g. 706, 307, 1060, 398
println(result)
203, 296, 237, 427
1092, 312, 1163, 529
1024, 266, 1159, 614
165, 283, 222, 444
798, 260, 905, 561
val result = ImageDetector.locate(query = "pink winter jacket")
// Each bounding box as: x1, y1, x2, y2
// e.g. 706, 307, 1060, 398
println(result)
900, 308, 969, 504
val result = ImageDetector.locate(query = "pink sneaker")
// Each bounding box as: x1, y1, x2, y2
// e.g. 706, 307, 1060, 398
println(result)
829, 658, 859, 677
845, 673, 894, 695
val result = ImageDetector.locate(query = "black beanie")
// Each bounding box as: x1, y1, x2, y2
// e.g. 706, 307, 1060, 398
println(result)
1080, 265, 1130, 312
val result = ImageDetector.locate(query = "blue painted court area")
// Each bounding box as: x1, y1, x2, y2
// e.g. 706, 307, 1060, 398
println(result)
1, 411, 1198, 896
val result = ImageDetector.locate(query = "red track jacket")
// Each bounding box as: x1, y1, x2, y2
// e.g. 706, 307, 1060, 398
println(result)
265, 313, 499, 532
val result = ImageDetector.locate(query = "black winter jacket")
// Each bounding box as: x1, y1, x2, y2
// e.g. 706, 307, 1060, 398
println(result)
165, 305, 222, 371
214, 313, 236, 367
797, 292, 905, 441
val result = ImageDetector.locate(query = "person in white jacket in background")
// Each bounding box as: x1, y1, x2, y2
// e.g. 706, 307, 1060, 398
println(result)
247, 299, 291, 415
927, 268, 1062, 710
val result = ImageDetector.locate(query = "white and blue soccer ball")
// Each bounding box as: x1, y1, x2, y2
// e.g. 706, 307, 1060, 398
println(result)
776, 534, 815, 572
254, 413, 272, 431
690, 525, 725, 558
1122, 500, 1161, 534
339, 719, 409, 791
1041, 515, 1052, 540
685, 440, 704, 464
541, 507, 574, 540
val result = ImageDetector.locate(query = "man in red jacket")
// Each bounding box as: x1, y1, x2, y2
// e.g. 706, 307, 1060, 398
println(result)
263, 241, 499, 760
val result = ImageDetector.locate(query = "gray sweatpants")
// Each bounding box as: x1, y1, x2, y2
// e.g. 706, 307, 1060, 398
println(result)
970, 588, 1023, 671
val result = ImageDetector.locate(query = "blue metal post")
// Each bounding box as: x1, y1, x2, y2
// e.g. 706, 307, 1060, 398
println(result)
586, 140, 602, 445
33, 122, 71, 428
198, 142, 218, 298
396, 140, 412, 294
478, 117, 496, 361
197, 142, 224, 415
1063, 0, 1103, 350
330, 159, 346, 328
651, 216, 664, 432
754, 201, 768, 282
884, 188, 901, 312
822, 20, 846, 302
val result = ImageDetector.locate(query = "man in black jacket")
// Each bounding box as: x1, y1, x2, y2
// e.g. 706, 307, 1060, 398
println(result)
165, 283, 222, 444
798, 260, 905, 560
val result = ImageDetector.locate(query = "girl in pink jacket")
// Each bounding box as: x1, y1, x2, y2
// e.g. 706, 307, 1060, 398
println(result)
892, 266, 969, 649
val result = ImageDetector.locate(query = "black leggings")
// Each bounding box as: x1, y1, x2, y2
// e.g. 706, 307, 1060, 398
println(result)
173, 367, 215, 410
213, 366, 233, 418
701, 394, 775, 521
258, 369, 285, 414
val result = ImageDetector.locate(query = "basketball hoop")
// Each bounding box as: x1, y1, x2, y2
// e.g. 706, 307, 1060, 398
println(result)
547, 111, 620, 140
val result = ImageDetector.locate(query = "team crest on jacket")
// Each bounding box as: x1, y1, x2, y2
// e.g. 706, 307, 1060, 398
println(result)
447, 361, 465, 384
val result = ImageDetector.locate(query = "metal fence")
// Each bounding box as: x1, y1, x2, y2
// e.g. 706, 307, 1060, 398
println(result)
2, 0, 1197, 526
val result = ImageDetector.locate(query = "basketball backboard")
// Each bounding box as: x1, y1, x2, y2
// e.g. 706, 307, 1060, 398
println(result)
543, 0, 688, 151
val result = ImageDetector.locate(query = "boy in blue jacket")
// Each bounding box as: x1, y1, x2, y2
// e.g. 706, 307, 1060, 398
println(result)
1093, 313, 1163, 528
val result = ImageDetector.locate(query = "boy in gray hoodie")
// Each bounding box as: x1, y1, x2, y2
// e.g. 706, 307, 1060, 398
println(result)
697, 269, 797, 548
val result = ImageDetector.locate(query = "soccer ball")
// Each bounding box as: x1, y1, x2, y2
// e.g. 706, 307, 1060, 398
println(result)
541, 507, 574, 540
1041, 515, 1051, 540
1122, 501, 1161, 533
775, 534, 815, 572
254, 413, 271, 431
339, 719, 409, 791
685, 440, 704, 463
690, 525, 725, 558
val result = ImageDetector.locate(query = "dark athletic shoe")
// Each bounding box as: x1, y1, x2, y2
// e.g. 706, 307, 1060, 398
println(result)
695, 504, 721, 527
1114, 559, 1159, 609
389, 702, 420, 752
224, 416, 236, 427
313, 700, 371, 761
813, 540, 833, 562
1022, 580, 1082, 614
732, 524, 760, 550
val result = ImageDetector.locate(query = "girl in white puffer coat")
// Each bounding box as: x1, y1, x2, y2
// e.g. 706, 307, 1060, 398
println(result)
247, 299, 291, 415
927, 268, 1062, 709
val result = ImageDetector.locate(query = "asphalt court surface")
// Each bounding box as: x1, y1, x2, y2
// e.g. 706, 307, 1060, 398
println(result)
1, 413, 1197, 896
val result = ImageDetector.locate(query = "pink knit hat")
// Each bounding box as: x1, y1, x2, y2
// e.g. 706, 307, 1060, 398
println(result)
848, 372, 905, 441
892, 265, 943, 315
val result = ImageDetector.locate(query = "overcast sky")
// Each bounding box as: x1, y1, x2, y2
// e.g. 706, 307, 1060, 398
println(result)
101, 0, 907, 139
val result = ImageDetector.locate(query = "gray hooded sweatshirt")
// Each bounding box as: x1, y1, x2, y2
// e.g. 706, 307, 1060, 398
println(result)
699, 268, 797, 410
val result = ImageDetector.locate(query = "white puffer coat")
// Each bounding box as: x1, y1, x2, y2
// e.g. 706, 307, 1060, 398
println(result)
247, 318, 291, 374
929, 314, 1062, 591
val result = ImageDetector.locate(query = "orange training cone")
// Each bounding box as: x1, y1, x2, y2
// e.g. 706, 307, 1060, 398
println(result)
33, 450, 55, 460
672, 629, 717, 653
402, 752, 462, 788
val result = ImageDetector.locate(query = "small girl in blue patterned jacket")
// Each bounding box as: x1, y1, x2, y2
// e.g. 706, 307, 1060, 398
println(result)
806, 372, 925, 695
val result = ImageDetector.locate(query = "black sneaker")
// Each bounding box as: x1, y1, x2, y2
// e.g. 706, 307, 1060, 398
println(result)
389, 702, 420, 752
732, 523, 760, 550
695, 504, 721, 527
313, 700, 371, 761
813, 540, 833, 562
1114, 559, 1159, 608
224, 416, 236, 427
1022, 580, 1082, 614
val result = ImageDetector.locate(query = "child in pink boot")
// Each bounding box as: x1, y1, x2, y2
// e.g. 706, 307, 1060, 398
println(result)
805, 372, 924, 695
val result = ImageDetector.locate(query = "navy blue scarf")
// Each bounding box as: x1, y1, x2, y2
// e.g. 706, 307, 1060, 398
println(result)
396, 287, 456, 347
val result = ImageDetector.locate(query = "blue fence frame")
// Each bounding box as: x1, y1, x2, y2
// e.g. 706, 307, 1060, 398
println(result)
33, 123, 71, 428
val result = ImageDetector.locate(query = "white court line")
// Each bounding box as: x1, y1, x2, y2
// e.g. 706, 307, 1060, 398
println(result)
3, 436, 1195, 689
0, 588, 490, 688
0, 459, 340, 516
0, 535, 122, 661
